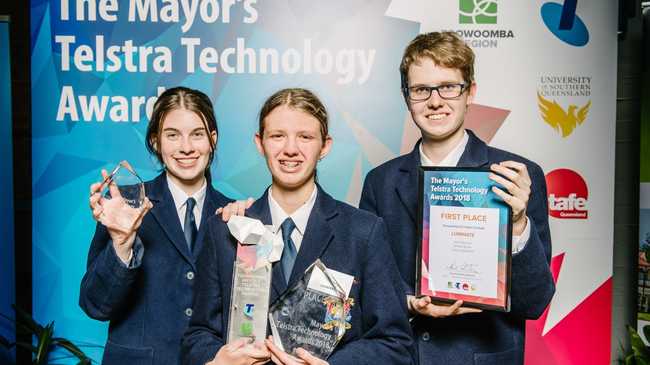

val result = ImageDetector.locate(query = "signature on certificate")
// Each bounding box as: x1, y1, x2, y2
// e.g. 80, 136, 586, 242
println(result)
446, 261, 480, 274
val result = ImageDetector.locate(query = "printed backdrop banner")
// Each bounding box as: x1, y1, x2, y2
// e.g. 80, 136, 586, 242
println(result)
30, 0, 617, 363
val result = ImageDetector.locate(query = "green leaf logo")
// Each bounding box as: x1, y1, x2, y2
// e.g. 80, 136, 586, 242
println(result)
459, 0, 498, 24
240, 322, 253, 337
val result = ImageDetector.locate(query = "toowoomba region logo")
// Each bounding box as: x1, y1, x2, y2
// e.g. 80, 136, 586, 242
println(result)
459, 0, 497, 24
537, 75, 591, 137
446, 0, 514, 49
545, 168, 588, 219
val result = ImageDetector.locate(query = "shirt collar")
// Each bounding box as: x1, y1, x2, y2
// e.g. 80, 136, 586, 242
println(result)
268, 185, 318, 235
420, 130, 469, 167
166, 173, 207, 211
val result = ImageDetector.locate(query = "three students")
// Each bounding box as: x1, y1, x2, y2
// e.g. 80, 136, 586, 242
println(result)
81, 31, 554, 365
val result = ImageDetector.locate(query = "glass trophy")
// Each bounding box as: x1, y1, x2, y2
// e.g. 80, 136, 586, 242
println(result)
100, 160, 146, 208
226, 244, 273, 343
269, 260, 353, 360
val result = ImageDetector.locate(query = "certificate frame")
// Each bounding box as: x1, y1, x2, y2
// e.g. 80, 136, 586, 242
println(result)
416, 166, 512, 312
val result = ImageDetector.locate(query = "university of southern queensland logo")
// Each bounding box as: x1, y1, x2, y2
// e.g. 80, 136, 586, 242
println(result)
537, 93, 591, 137
449, 0, 514, 49
537, 75, 591, 137
545, 168, 588, 219
540, 0, 589, 46
459, 0, 497, 24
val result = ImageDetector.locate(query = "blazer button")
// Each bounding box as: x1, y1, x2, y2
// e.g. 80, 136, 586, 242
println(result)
421, 332, 430, 341
185, 308, 193, 317
186, 271, 195, 280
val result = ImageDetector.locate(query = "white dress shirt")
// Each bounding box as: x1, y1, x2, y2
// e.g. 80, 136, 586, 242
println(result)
267, 185, 318, 252
419, 130, 530, 254
166, 174, 207, 231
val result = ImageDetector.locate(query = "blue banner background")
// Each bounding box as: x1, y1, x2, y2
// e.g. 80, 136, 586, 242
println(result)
30, 0, 418, 361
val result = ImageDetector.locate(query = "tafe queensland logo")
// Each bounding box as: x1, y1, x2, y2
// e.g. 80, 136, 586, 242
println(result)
545, 168, 588, 219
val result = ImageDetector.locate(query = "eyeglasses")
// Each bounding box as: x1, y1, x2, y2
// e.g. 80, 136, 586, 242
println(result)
405, 83, 467, 101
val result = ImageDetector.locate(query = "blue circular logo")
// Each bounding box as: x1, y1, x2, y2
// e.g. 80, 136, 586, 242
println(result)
541, 2, 589, 47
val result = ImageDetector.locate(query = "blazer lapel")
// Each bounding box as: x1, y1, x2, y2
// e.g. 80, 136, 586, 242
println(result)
458, 130, 490, 168
398, 131, 488, 222
148, 174, 195, 269
285, 187, 337, 290
193, 186, 219, 260
395, 142, 420, 223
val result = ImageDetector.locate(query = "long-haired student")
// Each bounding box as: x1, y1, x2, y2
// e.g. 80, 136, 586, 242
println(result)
81, 87, 232, 365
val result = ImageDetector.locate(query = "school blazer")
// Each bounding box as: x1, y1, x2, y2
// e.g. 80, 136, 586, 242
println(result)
79, 173, 230, 365
181, 186, 415, 365
359, 130, 555, 365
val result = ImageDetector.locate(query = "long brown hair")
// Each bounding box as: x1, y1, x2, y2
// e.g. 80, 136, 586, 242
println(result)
146, 87, 218, 175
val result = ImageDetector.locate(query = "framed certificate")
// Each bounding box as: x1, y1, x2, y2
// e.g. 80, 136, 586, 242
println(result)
416, 167, 512, 312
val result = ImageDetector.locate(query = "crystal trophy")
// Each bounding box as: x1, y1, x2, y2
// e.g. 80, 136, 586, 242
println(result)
100, 160, 145, 208
226, 216, 282, 343
269, 260, 354, 360
227, 245, 272, 342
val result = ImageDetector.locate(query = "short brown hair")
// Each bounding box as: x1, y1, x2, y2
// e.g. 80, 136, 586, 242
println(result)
146, 87, 218, 172
258, 88, 328, 142
399, 32, 475, 95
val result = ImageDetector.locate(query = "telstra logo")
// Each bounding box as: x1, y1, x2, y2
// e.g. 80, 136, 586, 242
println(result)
243, 303, 255, 318
540, 0, 589, 46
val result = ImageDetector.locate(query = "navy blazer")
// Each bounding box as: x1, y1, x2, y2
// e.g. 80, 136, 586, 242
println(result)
79, 173, 231, 365
360, 130, 555, 365
182, 186, 415, 365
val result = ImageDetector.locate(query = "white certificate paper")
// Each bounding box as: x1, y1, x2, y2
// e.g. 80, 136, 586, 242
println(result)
428, 205, 500, 299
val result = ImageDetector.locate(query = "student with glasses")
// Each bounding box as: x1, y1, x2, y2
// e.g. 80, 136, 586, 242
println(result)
359, 32, 555, 365
182, 88, 414, 365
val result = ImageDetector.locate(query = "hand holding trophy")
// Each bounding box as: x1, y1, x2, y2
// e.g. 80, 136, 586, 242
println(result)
89, 161, 153, 262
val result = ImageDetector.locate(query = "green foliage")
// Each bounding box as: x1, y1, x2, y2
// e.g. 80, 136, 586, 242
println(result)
0, 305, 93, 365
620, 325, 650, 365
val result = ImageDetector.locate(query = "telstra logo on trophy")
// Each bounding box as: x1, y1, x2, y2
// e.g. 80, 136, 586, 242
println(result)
243, 303, 255, 318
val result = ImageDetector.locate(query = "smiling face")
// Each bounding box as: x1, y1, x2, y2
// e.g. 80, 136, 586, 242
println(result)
255, 105, 332, 195
407, 57, 476, 145
156, 108, 216, 193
